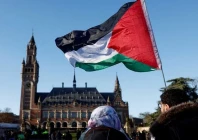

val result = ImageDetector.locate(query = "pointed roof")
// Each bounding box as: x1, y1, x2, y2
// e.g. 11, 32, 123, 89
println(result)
29, 35, 35, 44
115, 74, 120, 86
114, 74, 121, 92
73, 69, 76, 83
22, 59, 25, 64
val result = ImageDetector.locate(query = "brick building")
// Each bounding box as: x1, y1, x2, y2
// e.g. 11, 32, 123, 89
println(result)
19, 35, 129, 130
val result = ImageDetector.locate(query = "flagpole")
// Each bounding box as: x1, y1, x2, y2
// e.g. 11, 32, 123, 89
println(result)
140, 0, 167, 88
161, 66, 167, 88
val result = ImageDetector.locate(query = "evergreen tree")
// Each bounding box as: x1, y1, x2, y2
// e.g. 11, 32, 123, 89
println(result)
140, 77, 198, 126
161, 77, 198, 101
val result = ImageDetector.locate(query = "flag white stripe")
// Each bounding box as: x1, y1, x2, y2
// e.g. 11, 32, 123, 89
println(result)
65, 32, 118, 67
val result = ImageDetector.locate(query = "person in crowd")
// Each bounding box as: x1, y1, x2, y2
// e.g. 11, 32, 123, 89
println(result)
76, 129, 82, 140
50, 131, 56, 140
131, 130, 137, 140
79, 105, 130, 140
65, 130, 72, 140
139, 130, 146, 140
56, 130, 62, 140
149, 88, 198, 140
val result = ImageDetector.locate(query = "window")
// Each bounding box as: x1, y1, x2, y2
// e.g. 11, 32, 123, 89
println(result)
81, 112, 86, 118
62, 122, 67, 127
71, 122, 77, 127
56, 112, 61, 119
24, 104, 30, 109
49, 112, 54, 118
50, 122, 54, 129
24, 112, 29, 119
56, 122, 61, 128
42, 111, 48, 118
62, 112, 67, 118
71, 112, 77, 118
82, 122, 86, 128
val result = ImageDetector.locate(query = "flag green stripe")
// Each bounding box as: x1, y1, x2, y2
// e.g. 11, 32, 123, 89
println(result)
75, 54, 157, 72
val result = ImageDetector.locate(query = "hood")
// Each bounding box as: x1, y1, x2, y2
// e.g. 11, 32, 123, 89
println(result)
150, 102, 198, 137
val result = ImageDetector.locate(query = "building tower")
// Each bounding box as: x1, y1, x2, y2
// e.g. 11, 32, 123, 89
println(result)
73, 70, 76, 90
19, 35, 39, 126
114, 74, 122, 99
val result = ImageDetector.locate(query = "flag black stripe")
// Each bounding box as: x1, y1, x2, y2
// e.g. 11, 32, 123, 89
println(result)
55, 2, 135, 53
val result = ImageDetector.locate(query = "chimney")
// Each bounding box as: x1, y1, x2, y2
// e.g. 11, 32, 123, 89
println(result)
85, 82, 87, 88
62, 82, 64, 88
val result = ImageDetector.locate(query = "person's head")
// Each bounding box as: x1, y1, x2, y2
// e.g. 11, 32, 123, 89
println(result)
159, 88, 189, 113
88, 105, 121, 131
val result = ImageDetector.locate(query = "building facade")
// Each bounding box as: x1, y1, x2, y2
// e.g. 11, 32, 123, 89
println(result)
19, 36, 129, 130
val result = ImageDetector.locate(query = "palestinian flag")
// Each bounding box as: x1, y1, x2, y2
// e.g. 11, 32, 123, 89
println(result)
55, 0, 161, 72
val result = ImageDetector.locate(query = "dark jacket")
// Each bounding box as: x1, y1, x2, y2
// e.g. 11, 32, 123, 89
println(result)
80, 126, 129, 140
65, 132, 72, 140
150, 102, 198, 140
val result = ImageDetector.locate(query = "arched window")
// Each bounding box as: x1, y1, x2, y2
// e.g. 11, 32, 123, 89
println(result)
71, 122, 77, 127
82, 122, 86, 128
62, 122, 67, 127
56, 122, 61, 128
50, 122, 54, 129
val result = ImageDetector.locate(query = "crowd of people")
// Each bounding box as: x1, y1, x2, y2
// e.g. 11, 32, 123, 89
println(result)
0, 130, 25, 140
1, 88, 198, 140
77, 88, 198, 140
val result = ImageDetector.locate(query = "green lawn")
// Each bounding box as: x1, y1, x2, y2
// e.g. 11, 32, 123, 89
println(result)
71, 132, 77, 140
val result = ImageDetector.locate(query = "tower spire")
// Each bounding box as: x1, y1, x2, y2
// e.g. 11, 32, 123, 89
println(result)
32, 28, 34, 36
114, 74, 122, 98
73, 68, 76, 90
22, 58, 25, 64
114, 74, 120, 92
29, 35, 35, 45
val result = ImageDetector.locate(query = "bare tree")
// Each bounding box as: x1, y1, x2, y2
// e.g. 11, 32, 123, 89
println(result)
4, 107, 11, 113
